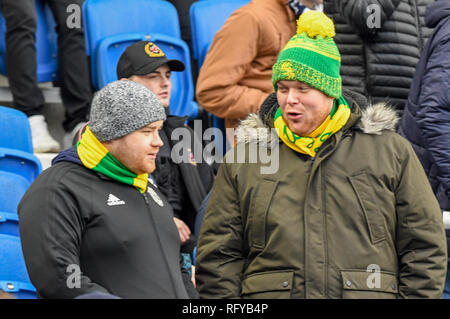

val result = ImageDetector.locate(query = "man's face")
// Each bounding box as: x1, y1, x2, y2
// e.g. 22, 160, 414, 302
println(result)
103, 120, 164, 174
276, 80, 334, 136
129, 64, 172, 108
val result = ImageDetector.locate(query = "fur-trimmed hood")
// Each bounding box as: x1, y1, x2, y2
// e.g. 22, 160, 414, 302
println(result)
236, 95, 400, 145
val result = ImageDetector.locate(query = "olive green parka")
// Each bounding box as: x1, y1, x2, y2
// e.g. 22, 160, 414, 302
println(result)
196, 95, 447, 299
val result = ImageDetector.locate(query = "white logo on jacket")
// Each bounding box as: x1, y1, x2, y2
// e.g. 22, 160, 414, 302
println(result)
107, 194, 125, 206
147, 187, 164, 207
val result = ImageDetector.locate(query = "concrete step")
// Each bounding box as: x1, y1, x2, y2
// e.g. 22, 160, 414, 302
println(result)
35, 153, 58, 171
0, 86, 62, 104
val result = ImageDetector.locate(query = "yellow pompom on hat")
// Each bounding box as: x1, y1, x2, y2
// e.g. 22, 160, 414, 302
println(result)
297, 10, 336, 38
272, 11, 341, 98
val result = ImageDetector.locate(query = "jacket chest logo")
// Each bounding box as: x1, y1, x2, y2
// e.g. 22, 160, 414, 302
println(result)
107, 194, 126, 206
147, 187, 164, 207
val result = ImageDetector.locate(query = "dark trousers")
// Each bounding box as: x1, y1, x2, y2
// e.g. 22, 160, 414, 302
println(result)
0, 0, 92, 132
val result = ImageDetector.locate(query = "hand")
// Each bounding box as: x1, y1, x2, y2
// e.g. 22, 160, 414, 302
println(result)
191, 266, 196, 287
173, 217, 191, 244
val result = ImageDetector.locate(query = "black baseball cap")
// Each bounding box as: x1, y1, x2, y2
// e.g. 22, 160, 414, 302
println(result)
116, 41, 185, 79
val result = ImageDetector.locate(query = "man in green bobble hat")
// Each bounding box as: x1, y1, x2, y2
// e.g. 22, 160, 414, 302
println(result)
195, 11, 447, 299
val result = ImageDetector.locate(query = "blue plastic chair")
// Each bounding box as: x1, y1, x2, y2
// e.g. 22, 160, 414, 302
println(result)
0, 147, 42, 185
192, 246, 197, 266
189, 0, 249, 70
0, 171, 29, 237
0, 234, 37, 299
0, 106, 33, 153
190, 0, 249, 152
0, 0, 58, 82
83, 0, 198, 118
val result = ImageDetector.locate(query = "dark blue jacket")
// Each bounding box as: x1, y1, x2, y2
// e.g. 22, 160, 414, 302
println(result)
399, 0, 450, 212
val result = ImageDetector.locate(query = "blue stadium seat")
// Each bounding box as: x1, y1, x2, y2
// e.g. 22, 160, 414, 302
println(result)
0, 171, 29, 237
192, 246, 197, 266
190, 0, 249, 152
0, 0, 58, 83
0, 212, 18, 237
0, 234, 37, 299
83, 0, 198, 118
0, 147, 42, 185
0, 106, 33, 153
189, 0, 249, 69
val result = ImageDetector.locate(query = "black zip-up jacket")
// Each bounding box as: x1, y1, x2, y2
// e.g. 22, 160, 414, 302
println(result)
153, 115, 215, 251
18, 152, 191, 299
323, 0, 433, 114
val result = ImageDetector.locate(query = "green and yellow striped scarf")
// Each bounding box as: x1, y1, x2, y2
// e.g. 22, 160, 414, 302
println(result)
274, 96, 351, 157
77, 126, 148, 193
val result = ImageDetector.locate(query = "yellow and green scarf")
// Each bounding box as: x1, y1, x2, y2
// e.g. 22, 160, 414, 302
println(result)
76, 126, 148, 193
274, 96, 351, 157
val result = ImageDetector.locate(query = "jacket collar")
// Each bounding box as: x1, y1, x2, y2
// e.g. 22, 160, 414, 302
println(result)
164, 114, 189, 129
236, 93, 399, 146
281, 0, 297, 22
253, 0, 296, 22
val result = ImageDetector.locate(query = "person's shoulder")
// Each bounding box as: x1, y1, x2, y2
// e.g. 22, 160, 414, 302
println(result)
222, 3, 262, 27
351, 102, 416, 150
33, 161, 94, 191
19, 161, 92, 210
355, 103, 399, 136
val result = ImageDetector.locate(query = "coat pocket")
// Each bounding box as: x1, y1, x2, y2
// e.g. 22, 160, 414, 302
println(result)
241, 270, 294, 299
348, 171, 387, 244
341, 269, 398, 299
248, 179, 278, 250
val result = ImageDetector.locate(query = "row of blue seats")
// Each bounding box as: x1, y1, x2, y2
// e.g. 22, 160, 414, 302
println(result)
0, 106, 40, 298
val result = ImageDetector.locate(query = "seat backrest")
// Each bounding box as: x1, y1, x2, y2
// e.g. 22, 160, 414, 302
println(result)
0, 106, 33, 153
83, 0, 181, 89
0, 147, 42, 184
0, 170, 29, 222
0, 171, 29, 237
0, 212, 19, 237
0, 0, 58, 82
189, 0, 249, 69
0, 234, 37, 299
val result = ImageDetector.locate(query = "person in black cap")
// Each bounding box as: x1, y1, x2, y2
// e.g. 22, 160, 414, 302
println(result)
117, 41, 215, 272
117, 41, 185, 109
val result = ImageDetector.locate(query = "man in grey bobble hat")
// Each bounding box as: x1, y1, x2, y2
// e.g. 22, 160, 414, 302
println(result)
90, 80, 166, 141
17, 79, 197, 299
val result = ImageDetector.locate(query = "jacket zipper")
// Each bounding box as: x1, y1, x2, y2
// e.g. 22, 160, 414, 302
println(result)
140, 191, 180, 296
412, 0, 423, 51
142, 192, 150, 205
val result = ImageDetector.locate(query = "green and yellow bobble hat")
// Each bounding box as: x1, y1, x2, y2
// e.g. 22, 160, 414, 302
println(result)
271, 11, 351, 157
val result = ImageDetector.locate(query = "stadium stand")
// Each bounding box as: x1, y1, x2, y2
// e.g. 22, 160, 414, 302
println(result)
83, 0, 198, 119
